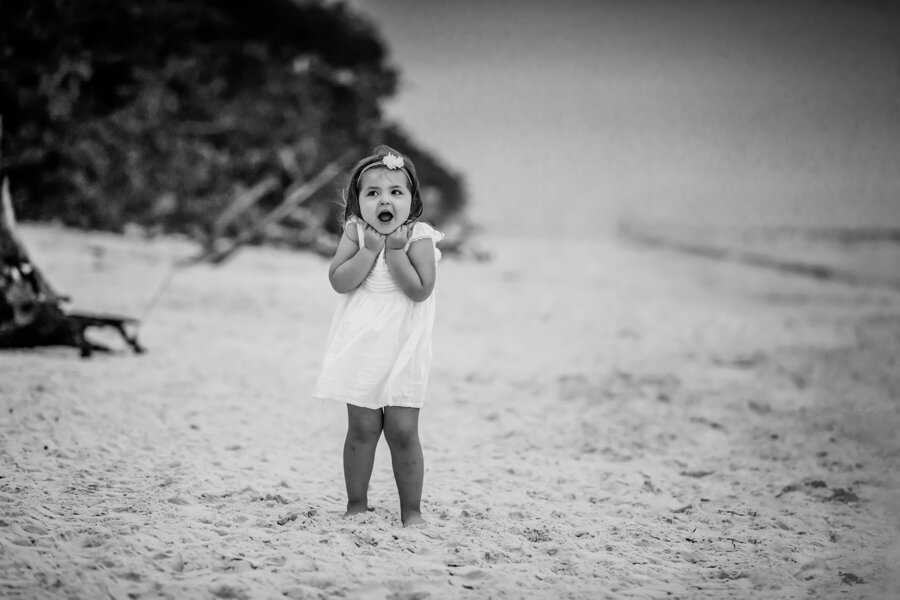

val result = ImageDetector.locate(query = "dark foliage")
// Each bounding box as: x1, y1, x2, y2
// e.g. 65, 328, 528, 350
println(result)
0, 0, 466, 244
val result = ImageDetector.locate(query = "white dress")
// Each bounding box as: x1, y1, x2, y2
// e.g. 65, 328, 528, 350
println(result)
312, 219, 443, 409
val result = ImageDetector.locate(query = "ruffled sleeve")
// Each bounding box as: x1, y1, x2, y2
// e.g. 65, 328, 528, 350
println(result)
344, 216, 365, 248
406, 221, 444, 262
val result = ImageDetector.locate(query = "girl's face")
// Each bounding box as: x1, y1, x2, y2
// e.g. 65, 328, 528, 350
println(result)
357, 168, 412, 234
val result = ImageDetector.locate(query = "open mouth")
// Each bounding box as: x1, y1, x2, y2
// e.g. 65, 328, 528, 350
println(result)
377, 210, 394, 223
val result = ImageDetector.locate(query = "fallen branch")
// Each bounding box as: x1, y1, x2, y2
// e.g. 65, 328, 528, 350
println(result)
210, 175, 280, 243
186, 151, 352, 266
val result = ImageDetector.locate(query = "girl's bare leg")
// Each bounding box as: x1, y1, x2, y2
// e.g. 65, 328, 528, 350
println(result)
343, 404, 384, 516
383, 406, 425, 526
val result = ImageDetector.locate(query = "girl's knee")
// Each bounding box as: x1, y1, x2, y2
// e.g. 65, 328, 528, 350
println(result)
383, 406, 420, 448
347, 406, 383, 443
383, 422, 419, 449
348, 421, 382, 444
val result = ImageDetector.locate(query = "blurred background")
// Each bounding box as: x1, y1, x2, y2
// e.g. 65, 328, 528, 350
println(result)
0, 0, 469, 258
350, 0, 900, 239
2, 0, 899, 252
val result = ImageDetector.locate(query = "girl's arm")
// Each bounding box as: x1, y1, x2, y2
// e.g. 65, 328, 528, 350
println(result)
384, 231, 436, 302
328, 221, 382, 293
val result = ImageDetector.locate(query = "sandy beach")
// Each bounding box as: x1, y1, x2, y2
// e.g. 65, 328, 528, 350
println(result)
2, 224, 899, 599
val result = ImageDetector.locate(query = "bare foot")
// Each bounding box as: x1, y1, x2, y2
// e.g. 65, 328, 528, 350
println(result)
402, 513, 426, 527
343, 503, 375, 517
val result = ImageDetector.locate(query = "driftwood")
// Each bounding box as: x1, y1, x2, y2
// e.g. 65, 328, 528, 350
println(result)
0, 176, 144, 357
188, 151, 353, 266
209, 175, 280, 243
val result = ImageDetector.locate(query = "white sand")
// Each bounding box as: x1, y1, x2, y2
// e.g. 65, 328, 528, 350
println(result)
2, 224, 899, 599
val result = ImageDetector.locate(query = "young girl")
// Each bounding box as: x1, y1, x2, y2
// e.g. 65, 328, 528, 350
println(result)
313, 145, 443, 527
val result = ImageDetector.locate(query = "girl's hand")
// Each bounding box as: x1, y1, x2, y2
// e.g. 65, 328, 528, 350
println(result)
362, 225, 386, 253
386, 224, 411, 250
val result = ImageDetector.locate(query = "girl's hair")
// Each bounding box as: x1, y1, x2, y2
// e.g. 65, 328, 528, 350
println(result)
342, 145, 423, 224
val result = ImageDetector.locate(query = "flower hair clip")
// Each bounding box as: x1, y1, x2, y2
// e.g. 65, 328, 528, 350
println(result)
381, 153, 405, 170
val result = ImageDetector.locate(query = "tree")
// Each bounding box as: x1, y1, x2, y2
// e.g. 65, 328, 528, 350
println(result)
0, 0, 467, 248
